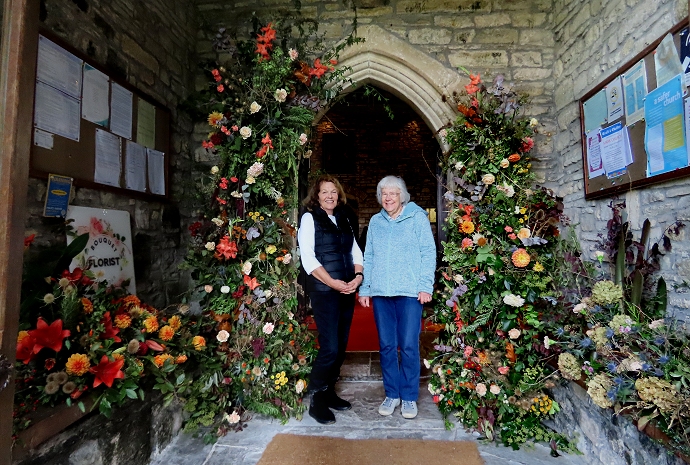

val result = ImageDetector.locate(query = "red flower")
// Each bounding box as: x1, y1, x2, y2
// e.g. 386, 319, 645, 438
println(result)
136, 342, 149, 356
202, 140, 214, 149
99, 312, 121, 342
464, 73, 481, 95
230, 177, 238, 183
261, 133, 274, 149
309, 59, 329, 79
520, 137, 534, 153
16, 333, 36, 364
210, 133, 224, 146
214, 236, 238, 260
188, 222, 202, 237
219, 178, 229, 189
45, 358, 56, 370
232, 285, 246, 299
145, 339, 165, 352
329, 59, 338, 65
211, 69, 221, 82
29, 318, 70, 354
217, 84, 224, 93
24, 234, 36, 249
89, 355, 125, 388
256, 43, 271, 60
256, 145, 268, 159
244, 275, 260, 290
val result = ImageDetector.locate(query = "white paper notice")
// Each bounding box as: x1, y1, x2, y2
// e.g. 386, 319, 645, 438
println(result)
33, 128, 54, 149
655, 33, 684, 88
36, 35, 83, 99
146, 148, 165, 195
82, 64, 109, 126
34, 81, 81, 141
646, 123, 665, 174
125, 141, 147, 192
110, 83, 133, 140
137, 100, 156, 149
622, 125, 634, 166
95, 129, 121, 187
622, 60, 648, 126
585, 130, 605, 178
606, 76, 625, 122
600, 122, 628, 178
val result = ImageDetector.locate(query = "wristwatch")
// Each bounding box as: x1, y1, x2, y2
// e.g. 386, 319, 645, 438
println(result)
354, 272, 364, 278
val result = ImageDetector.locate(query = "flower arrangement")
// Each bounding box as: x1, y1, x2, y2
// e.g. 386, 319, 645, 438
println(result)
178, 16, 358, 437
428, 71, 574, 452
14, 234, 193, 438
553, 205, 690, 459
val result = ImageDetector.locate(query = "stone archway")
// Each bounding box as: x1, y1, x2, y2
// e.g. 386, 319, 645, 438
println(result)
317, 24, 465, 152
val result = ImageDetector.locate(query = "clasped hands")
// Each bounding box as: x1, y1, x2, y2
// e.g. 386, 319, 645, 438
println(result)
330, 276, 362, 294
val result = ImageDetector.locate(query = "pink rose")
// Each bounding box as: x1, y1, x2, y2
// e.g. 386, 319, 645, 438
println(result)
475, 383, 487, 397
498, 366, 510, 375
463, 346, 473, 358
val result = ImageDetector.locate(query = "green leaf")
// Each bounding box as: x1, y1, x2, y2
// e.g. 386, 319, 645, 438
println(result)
78, 401, 85, 413
126, 389, 138, 399
176, 373, 186, 385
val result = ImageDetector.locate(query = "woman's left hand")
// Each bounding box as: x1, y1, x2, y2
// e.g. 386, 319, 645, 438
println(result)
417, 292, 432, 304
342, 275, 363, 294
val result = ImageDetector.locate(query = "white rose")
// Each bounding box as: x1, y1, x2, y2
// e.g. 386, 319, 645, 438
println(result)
481, 173, 495, 185
295, 379, 306, 394
530, 118, 539, 127
423, 359, 430, 369
274, 88, 288, 103
211, 166, 219, 174
211, 217, 224, 227
299, 133, 308, 145
263, 322, 275, 334
490, 384, 501, 395
239, 126, 252, 139
454, 161, 464, 170
508, 328, 521, 339
242, 261, 252, 275
205, 242, 216, 251
503, 293, 525, 307
220, 285, 230, 294
216, 330, 230, 342
303, 149, 312, 159
249, 101, 261, 114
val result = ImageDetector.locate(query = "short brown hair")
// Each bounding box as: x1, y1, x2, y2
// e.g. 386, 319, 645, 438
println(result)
302, 174, 347, 211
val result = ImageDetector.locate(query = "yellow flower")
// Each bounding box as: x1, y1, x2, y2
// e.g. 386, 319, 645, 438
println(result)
266, 245, 277, 254
193, 336, 206, 351
143, 316, 159, 333
533, 262, 545, 272
114, 314, 132, 329
81, 297, 94, 314
460, 221, 475, 234
159, 325, 175, 341
154, 354, 174, 368
65, 353, 91, 376
511, 248, 531, 268
207, 111, 223, 127
169, 315, 182, 331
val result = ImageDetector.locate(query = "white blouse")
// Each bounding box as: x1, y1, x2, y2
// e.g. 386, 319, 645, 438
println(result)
297, 212, 363, 275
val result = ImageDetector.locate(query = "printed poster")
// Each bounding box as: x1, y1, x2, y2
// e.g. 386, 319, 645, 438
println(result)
66, 206, 136, 294
606, 76, 625, 122
655, 33, 684, 88
644, 75, 688, 176
622, 59, 648, 125
600, 122, 629, 178
585, 129, 605, 179
43, 174, 72, 218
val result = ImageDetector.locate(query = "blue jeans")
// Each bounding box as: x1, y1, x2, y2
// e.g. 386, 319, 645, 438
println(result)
308, 291, 356, 392
372, 296, 422, 401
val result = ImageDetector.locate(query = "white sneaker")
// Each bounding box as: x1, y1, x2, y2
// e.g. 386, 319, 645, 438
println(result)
401, 400, 418, 419
378, 397, 400, 416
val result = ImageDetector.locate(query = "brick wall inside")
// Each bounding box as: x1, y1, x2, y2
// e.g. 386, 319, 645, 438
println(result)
310, 88, 441, 239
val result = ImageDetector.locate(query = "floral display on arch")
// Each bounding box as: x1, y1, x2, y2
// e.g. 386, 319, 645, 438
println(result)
179, 18, 359, 436
429, 71, 575, 452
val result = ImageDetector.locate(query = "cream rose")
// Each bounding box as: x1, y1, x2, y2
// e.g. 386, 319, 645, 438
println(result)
249, 101, 261, 114
481, 173, 495, 185
239, 126, 252, 139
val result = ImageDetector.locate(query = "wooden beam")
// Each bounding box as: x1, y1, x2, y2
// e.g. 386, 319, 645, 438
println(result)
0, 1, 39, 464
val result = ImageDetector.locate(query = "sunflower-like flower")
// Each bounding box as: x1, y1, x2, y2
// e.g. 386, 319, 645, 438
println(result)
511, 248, 531, 267
168, 315, 182, 331
153, 354, 174, 368
460, 221, 475, 234
114, 313, 132, 329
65, 353, 91, 376
159, 325, 175, 341
207, 111, 224, 127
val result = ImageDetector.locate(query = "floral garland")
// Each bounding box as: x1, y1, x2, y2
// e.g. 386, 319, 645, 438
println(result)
429, 71, 574, 452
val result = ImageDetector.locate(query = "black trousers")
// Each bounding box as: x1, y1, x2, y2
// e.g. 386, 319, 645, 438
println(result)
308, 291, 356, 392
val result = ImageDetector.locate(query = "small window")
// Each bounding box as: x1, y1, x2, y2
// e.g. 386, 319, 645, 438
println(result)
321, 133, 356, 174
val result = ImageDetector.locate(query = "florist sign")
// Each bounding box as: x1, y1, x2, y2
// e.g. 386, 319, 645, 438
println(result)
66, 206, 135, 293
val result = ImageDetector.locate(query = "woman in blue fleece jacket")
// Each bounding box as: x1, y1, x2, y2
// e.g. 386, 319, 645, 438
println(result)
358, 175, 436, 419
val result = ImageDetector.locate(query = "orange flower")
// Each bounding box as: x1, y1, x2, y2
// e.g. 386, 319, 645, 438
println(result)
508, 153, 521, 163
464, 73, 481, 94
65, 353, 90, 376
511, 248, 531, 268
192, 336, 206, 351
159, 325, 175, 341
17, 330, 31, 345
168, 315, 182, 331
460, 221, 475, 234
477, 351, 491, 365
244, 275, 260, 290
505, 341, 517, 364
81, 298, 93, 314
114, 314, 132, 329
215, 235, 238, 260
143, 316, 159, 333
123, 295, 141, 308
176, 355, 188, 364
153, 354, 174, 368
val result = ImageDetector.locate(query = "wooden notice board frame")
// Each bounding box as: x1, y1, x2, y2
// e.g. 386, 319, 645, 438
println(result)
29, 30, 171, 201
580, 18, 690, 200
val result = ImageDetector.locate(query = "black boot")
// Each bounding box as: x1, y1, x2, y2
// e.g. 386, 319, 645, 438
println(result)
326, 386, 352, 411
309, 390, 335, 424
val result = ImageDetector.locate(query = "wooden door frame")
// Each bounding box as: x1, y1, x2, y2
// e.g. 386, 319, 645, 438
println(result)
0, 1, 39, 463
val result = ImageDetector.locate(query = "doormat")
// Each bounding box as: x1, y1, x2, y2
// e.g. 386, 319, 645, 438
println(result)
256, 434, 485, 465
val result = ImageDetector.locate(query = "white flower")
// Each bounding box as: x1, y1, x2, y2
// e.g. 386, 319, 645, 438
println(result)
481, 173, 495, 185
454, 161, 464, 170
514, 206, 521, 214
544, 336, 553, 349
231, 191, 243, 198
299, 133, 308, 145
210, 166, 219, 174
249, 101, 261, 114
649, 319, 665, 330
530, 118, 539, 127
246, 176, 256, 184
264, 290, 272, 298
263, 322, 275, 334
508, 328, 521, 339
288, 312, 294, 319
500, 159, 510, 168
274, 88, 287, 103
58, 277, 71, 288
490, 384, 501, 395
205, 242, 216, 251
295, 379, 306, 393
242, 261, 252, 275
595, 251, 605, 259
283, 253, 292, 264
453, 274, 464, 284
439, 129, 447, 138
224, 411, 241, 424
497, 183, 515, 197
239, 126, 252, 139
220, 285, 230, 294
423, 359, 430, 369
211, 217, 224, 227
204, 285, 213, 293
247, 162, 264, 177
503, 293, 525, 307
216, 330, 230, 342
573, 302, 587, 314
288, 48, 298, 61
475, 383, 487, 397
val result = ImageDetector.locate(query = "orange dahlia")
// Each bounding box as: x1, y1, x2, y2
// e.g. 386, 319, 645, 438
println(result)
168, 315, 182, 331
159, 325, 175, 341
123, 295, 141, 308
114, 314, 132, 329
192, 336, 206, 351
175, 354, 188, 364
81, 298, 93, 314
460, 221, 475, 234
65, 353, 91, 376
511, 248, 531, 268
508, 154, 521, 162
153, 354, 174, 368
143, 316, 159, 333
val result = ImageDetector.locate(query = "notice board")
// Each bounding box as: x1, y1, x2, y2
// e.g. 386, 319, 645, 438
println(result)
580, 19, 690, 200
30, 31, 170, 199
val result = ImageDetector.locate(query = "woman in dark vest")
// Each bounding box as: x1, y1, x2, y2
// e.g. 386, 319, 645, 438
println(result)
297, 174, 363, 424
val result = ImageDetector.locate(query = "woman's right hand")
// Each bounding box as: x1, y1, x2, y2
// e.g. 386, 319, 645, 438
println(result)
329, 279, 352, 293
358, 296, 370, 307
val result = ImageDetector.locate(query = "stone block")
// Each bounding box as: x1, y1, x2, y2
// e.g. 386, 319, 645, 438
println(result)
474, 28, 518, 44
510, 51, 542, 67
398, 0, 490, 13
473, 13, 511, 28
408, 28, 452, 44
454, 30, 476, 44
448, 49, 509, 68
511, 12, 547, 27
519, 29, 555, 46
513, 67, 552, 81
120, 35, 159, 74
434, 15, 474, 28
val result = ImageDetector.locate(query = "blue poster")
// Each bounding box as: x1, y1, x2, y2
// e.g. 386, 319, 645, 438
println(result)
43, 174, 72, 218
644, 75, 688, 176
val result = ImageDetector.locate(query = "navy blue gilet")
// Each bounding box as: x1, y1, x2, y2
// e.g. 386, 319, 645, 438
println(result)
306, 206, 356, 293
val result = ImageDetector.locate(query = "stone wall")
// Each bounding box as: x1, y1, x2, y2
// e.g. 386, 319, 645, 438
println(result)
551, 0, 690, 323
26, 0, 200, 307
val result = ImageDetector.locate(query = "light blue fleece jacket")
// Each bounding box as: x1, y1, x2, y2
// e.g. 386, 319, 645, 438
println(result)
359, 202, 436, 298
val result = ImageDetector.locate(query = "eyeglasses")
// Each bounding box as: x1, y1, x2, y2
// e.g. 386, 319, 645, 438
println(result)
381, 191, 400, 198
